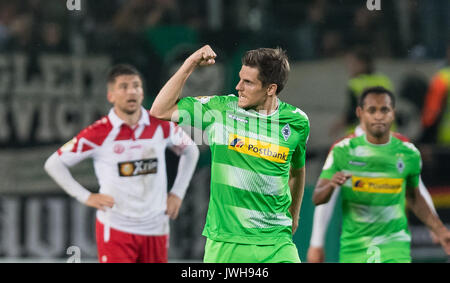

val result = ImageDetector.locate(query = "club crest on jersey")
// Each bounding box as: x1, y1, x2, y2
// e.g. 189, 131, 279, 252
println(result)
118, 158, 158, 177
397, 158, 405, 173
282, 124, 291, 141
113, 144, 125, 154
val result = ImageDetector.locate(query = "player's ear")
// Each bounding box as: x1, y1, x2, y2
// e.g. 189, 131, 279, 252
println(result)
267, 84, 277, 96
106, 83, 115, 103
107, 90, 114, 104
356, 106, 362, 119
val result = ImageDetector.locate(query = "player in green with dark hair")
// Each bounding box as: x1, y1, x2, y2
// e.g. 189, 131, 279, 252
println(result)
150, 45, 309, 263
314, 86, 450, 263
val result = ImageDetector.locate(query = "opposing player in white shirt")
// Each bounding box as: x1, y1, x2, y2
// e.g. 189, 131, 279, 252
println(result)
44, 64, 199, 263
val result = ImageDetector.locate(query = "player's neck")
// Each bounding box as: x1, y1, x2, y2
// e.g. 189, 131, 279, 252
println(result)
366, 133, 391, 145
113, 107, 142, 127
255, 96, 278, 115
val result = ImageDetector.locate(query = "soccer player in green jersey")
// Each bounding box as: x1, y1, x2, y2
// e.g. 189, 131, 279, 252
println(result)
150, 45, 310, 263
313, 86, 450, 263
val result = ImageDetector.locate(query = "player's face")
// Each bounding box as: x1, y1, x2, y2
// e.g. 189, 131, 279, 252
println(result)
358, 93, 395, 138
235, 65, 268, 110
108, 75, 144, 115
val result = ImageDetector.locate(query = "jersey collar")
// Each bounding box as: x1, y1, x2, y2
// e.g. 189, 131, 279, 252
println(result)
108, 107, 150, 128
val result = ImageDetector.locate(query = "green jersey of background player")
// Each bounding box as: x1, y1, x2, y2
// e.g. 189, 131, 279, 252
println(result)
313, 86, 450, 263
150, 45, 310, 263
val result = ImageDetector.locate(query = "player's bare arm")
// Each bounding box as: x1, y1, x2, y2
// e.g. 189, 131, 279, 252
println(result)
288, 166, 306, 235
307, 246, 325, 263
166, 193, 183, 220
150, 45, 217, 121
313, 172, 351, 205
406, 186, 450, 255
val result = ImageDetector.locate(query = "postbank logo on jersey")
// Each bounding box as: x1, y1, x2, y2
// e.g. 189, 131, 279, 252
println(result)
228, 134, 289, 163
118, 158, 158, 177
352, 176, 403, 194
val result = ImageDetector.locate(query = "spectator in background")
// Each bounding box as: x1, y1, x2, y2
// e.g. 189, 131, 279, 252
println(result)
0, 1, 20, 50
113, 0, 180, 33
344, 5, 393, 57
330, 46, 394, 137
38, 22, 69, 53
420, 40, 450, 145
417, 0, 450, 58
7, 12, 35, 52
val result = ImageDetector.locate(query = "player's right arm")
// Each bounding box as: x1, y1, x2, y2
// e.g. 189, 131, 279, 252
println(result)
312, 144, 351, 205
150, 45, 217, 122
307, 189, 340, 262
44, 153, 114, 211
44, 121, 115, 211
313, 173, 350, 205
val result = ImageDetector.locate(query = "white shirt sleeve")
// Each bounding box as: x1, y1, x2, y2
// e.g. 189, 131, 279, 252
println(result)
309, 188, 340, 248
44, 152, 92, 204
166, 122, 199, 200
418, 176, 438, 215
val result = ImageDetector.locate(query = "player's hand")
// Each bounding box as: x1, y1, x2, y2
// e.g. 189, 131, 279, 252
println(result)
166, 193, 182, 220
187, 45, 217, 67
330, 172, 352, 188
85, 193, 115, 211
430, 230, 440, 244
307, 246, 325, 263
437, 229, 450, 255
292, 215, 299, 235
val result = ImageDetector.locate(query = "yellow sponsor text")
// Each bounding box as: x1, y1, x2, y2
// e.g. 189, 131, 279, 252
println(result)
228, 134, 289, 163
352, 176, 403, 194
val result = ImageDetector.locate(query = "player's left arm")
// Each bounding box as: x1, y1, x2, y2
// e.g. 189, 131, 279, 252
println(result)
289, 166, 305, 235
407, 185, 450, 254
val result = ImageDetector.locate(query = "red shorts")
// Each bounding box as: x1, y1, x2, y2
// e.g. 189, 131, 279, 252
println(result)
96, 219, 169, 263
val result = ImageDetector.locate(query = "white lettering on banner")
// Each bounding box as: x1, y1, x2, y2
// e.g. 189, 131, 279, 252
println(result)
66, 0, 81, 11
71, 200, 97, 257
25, 199, 66, 257
0, 103, 9, 140
11, 99, 35, 142
0, 56, 11, 97
0, 197, 98, 258
0, 54, 111, 145
366, 0, 381, 11
0, 198, 21, 257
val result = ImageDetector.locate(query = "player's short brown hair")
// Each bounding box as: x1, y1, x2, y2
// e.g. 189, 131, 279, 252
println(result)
107, 64, 143, 84
242, 47, 290, 94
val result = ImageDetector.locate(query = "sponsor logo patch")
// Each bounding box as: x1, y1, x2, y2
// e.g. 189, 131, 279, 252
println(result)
352, 176, 403, 194
228, 134, 289, 163
118, 158, 158, 177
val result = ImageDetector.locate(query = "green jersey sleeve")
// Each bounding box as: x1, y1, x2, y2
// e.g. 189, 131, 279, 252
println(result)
319, 143, 344, 180
406, 148, 422, 190
177, 95, 230, 130
290, 119, 310, 169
